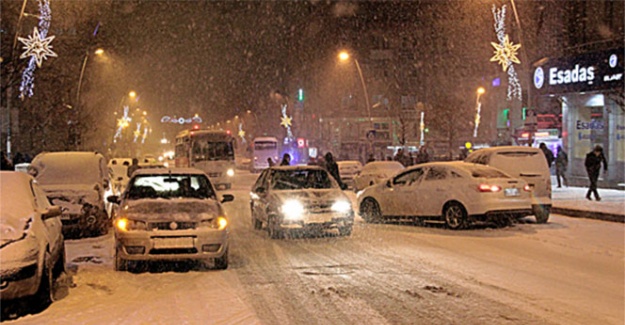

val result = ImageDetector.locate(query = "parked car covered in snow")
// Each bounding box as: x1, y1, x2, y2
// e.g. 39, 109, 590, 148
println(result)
28, 152, 110, 237
250, 165, 354, 238
352, 161, 405, 192
0, 172, 66, 307
107, 168, 233, 271
357, 162, 533, 229
337, 160, 363, 189
464, 146, 552, 223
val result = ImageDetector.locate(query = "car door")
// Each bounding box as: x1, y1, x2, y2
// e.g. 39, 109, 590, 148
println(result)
251, 170, 270, 223
416, 166, 451, 216
381, 168, 425, 217
31, 180, 63, 258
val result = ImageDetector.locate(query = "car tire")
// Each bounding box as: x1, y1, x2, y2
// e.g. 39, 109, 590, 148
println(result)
115, 247, 128, 272
53, 245, 66, 278
338, 226, 352, 236
253, 217, 262, 230
443, 202, 467, 230
33, 263, 53, 309
214, 248, 229, 270
268, 215, 284, 239
360, 198, 382, 223
534, 205, 550, 224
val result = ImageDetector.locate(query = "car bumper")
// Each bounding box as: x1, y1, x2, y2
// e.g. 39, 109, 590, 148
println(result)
116, 229, 228, 262
61, 210, 108, 235
466, 199, 533, 219
0, 263, 39, 300
280, 212, 354, 230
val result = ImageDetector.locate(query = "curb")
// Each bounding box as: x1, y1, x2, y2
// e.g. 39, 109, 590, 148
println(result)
552, 207, 624, 223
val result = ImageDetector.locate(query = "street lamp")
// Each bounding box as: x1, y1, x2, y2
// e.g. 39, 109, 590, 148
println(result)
473, 87, 486, 138
75, 48, 104, 112
338, 50, 372, 126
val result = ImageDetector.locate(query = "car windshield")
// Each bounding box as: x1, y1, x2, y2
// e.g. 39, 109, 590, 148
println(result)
126, 174, 215, 200
270, 169, 336, 190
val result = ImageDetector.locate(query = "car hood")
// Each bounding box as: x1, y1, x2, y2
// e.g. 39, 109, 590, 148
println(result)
0, 213, 33, 248
42, 185, 101, 208
270, 189, 348, 205
122, 199, 222, 221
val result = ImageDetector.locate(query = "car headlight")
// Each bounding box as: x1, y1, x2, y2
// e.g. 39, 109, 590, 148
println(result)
331, 200, 351, 213
281, 199, 304, 220
201, 216, 228, 230
115, 218, 147, 231
226, 168, 235, 177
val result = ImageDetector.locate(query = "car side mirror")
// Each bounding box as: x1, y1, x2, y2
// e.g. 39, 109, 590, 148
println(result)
256, 187, 265, 194
221, 194, 234, 203
386, 180, 392, 188
107, 195, 120, 204
42, 206, 62, 220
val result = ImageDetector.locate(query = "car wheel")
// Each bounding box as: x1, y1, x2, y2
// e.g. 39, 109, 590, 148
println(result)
267, 215, 284, 239
443, 202, 467, 230
250, 205, 262, 230
115, 247, 128, 272
360, 198, 382, 223
53, 245, 66, 278
33, 263, 53, 309
534, 205, 550, 224
338, 226, 352, 236
214, 248, 229, 270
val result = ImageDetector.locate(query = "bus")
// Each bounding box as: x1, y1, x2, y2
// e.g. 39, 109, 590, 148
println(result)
175, 129, 235, 189
252, 137, 279, 172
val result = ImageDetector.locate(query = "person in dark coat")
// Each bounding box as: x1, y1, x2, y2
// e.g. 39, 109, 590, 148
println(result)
584, 145, 608, 201
539, 142, 554, 168
279, 153, 291, 166
555, 145, 568, 188
127, 158, 141, 177
1, 151, 14, 171
324, 152, 345, 190
267, 157, 275, 167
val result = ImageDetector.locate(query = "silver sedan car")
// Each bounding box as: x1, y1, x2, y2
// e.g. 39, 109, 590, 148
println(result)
107, 168, 233, 271
250, 166, 354, 239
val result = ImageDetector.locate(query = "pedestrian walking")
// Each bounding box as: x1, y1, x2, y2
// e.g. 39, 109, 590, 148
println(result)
539, 142, 554, 168
267, 157, 275, 167
416, 145, 430, 164
279, 153, 291, 166
555, 145, 568, 188
584, 145, 608, 201
324, 152, 346, 190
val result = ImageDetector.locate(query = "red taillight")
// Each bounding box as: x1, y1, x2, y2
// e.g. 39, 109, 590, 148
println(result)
478, 184, 501, 192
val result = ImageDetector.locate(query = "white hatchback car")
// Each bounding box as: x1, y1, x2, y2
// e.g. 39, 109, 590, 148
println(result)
107, 168, 233, 271
465, 146, 552, 223
357, 162, 533, 229
337, 160, 363, 189
0, 172, 65, 307
352, 161, 405, 192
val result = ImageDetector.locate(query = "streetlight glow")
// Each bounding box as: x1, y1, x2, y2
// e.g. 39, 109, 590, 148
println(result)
129, 91, 137, 98
338, 51, 350, 61
477, 87, 485, 95
94, 48, 104, 56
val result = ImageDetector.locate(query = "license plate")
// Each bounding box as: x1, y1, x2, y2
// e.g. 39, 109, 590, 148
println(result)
153, 237, 194, 249
504, 188, 520, 197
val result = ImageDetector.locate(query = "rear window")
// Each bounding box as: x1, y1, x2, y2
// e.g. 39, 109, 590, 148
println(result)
490, 151, 547, 175
466, 166, 510, 179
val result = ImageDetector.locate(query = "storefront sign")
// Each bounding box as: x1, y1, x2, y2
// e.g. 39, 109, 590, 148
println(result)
533, 48, 623, 95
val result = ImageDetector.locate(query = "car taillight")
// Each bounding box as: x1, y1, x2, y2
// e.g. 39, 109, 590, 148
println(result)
523, 184, 532, 192
478, 184, 501, 192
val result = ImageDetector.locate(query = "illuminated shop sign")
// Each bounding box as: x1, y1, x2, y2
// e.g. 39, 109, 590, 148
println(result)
161, 115, 203, 124
533, 48, 623, 95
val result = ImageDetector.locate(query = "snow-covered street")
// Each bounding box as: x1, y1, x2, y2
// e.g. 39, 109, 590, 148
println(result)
5, 172, 624, 325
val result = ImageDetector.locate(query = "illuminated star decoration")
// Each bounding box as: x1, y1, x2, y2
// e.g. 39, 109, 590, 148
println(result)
114, 106, 132, 142
280, 104, 294, 143
491, 4, 522, 101
238, 123, 246, 144
490, 35, 521, 72
133, 123, 142, 143
19, 0, 55, 99
18, 27, 57, 68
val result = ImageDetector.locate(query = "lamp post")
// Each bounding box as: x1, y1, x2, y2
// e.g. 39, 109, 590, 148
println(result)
75, 48, 104, 110
339, 50, 373, 158
473, 87, 485, 138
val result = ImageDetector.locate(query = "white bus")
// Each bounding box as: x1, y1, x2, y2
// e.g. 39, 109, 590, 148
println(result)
252, 137, 279, 172
175, 129, 236, 189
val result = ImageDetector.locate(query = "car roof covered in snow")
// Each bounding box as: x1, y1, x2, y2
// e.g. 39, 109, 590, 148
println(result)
269, 165, 327, 172
132, 167, 208, 176
361, 160, 405, 172
467, 146, 542, 155
0, 171, 37, 221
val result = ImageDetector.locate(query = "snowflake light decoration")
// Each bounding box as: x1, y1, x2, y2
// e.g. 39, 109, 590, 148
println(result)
114, 106, 132, 141
280, 104, 294, 143
18, 27, 57, 68
280, 115, 292, 128
490, 35, 521, 72
238, 123, 246, 144
19, 0, 55, 99
491, 4, 522, 101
